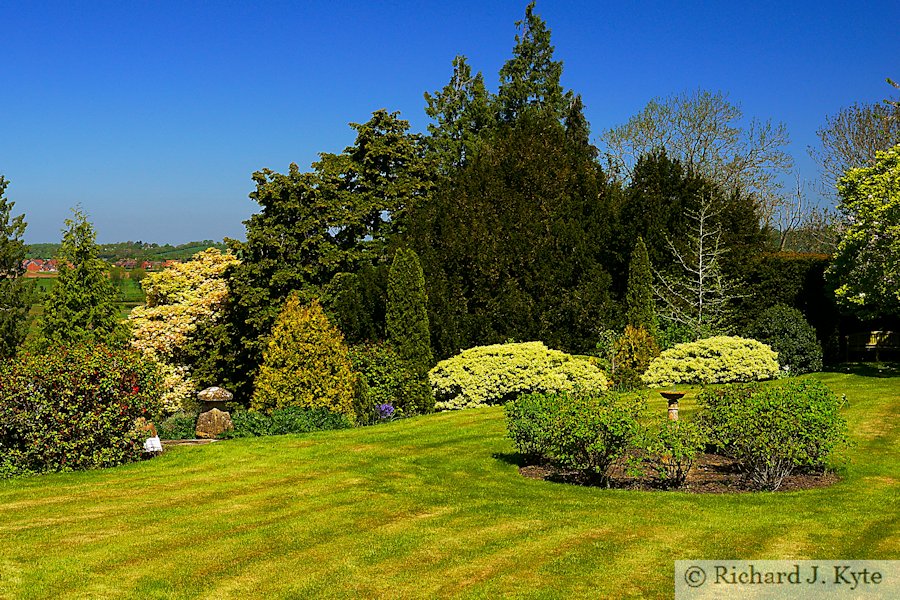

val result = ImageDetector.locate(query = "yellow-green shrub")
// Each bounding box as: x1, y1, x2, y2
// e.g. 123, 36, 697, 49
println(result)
252, 295, 355, 421
429, 342, 609, 410
642, 336, 779, 387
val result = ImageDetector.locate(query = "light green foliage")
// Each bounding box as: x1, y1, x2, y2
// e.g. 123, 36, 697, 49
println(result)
429, 341, 608, 410
0, 176, 31, 359
697, 381, 849, 490
826, 144, 900, 318
642, 336, 779, 387
252, 295, 355, 420
38, 208, 125, 347
129, 248, 239, 411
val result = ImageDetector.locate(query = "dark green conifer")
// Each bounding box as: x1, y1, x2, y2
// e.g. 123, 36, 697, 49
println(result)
0, 176, 31, 358
625, 237, 658, 339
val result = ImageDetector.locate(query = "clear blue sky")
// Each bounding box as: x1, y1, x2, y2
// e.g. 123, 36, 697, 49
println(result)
2, 0, 897, 244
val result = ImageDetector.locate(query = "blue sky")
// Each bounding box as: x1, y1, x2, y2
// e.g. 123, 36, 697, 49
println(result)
2, 0, 897, 244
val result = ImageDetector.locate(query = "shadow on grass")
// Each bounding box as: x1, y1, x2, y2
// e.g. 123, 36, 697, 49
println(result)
492, 452, 526, 467
824, 362, 900, 378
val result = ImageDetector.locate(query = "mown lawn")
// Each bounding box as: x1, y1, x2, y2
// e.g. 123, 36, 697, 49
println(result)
1, 371, 897, 599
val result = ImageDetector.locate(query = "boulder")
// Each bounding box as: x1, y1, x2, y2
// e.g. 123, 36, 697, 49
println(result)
195, 408, 233, 439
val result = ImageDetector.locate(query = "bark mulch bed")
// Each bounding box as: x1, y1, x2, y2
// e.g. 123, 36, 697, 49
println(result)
519, 453, 839, 493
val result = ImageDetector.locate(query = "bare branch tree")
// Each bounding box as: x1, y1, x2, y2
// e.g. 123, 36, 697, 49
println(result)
653, 194, 740, 338
601, 89, 793, 228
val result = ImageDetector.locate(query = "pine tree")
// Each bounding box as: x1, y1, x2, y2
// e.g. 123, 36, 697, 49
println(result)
251, 295, 356, 419
386, 247, 435, 413
424, 55, 495, 174
38, 208, 125, 347
497, 1, 572, 123
625, 237, 657, 338
0, 176, 31, 359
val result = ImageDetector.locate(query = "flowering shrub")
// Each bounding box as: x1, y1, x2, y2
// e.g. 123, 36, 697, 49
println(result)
641, 336, 779, 387
129, 248, 239, 412
429, 342, 609, 410
0, 344, 163, 477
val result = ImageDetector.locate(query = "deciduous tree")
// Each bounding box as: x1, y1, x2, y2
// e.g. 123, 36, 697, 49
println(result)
826, 144, 900, 318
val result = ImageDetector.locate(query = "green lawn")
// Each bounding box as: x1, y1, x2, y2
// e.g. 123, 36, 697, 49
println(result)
1, 371, 897, 599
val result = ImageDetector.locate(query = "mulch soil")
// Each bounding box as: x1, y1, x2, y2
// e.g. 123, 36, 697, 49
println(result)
519, 453, 839, 493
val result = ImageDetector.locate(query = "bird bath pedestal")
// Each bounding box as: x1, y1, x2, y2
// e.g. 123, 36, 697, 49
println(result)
660, 390, 686, 421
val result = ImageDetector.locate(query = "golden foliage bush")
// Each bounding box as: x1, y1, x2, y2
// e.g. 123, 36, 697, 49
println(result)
251, 294, 355, 421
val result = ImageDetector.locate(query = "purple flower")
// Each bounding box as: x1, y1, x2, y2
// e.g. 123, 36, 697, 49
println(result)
376, 403, 395, 419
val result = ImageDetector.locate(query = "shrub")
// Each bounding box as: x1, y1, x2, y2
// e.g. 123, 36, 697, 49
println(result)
697, 381, 849, 490
746, 304, 823, 375
0, 345, 163, 477
548, 392, 646, 485
430, 342, 609, 410
252, 295, 355, 421
386, 247, 433, 374
504, 391, 645, 484
640, 419, 706, 488
349, 342, 433, 421
642, 336, 779, 387
219, 407, 352, 439
157, 411, 199, 440
504, 393, 563, 463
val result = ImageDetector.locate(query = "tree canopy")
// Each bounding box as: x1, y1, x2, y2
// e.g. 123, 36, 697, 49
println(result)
0, 176, 30, 359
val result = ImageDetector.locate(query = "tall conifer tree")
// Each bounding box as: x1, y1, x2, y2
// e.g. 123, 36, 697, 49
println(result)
39, 208, 125, 347
0, 176, 31, 358
625, 237, 657, 338
386, 247, 433, 372
497, 1, 571, 122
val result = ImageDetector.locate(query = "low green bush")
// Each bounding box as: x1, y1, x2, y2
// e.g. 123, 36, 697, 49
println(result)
349, 342, 432, 423
642, 336, 779, 387
505, 391, 645, 485
430, 342, 609, 410
504, 393, 562, 463
0, 344, 163, 478
697, 381, 849, 490
639, 419, 706, 488
612, 325, 660, 390
157, 411, 199, 440
746, 304, 823, 375
219, 407, 352, 439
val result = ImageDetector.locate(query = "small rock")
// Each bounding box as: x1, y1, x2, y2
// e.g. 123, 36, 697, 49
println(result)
195, 408, 234, 439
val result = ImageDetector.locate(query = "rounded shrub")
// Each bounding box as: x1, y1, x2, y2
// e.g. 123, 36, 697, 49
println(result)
429, 342, 609, 410
642, 336, 779, 387
252, 294, 356, 421
746, 304, 823, 375
0, 344, 163, 477
697, 380, 849, 490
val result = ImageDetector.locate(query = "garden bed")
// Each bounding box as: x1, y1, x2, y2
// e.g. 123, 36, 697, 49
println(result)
518, 452, 840, 493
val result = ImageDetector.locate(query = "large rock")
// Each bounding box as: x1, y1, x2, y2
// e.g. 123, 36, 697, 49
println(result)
195, 408, 233, 439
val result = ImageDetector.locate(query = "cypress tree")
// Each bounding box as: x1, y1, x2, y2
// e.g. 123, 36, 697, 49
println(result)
39, 208, 125, 347
0, 176, 31, 359
386, 247, 435, 413
625, 237, 658, 338
387, 247, 433, 371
